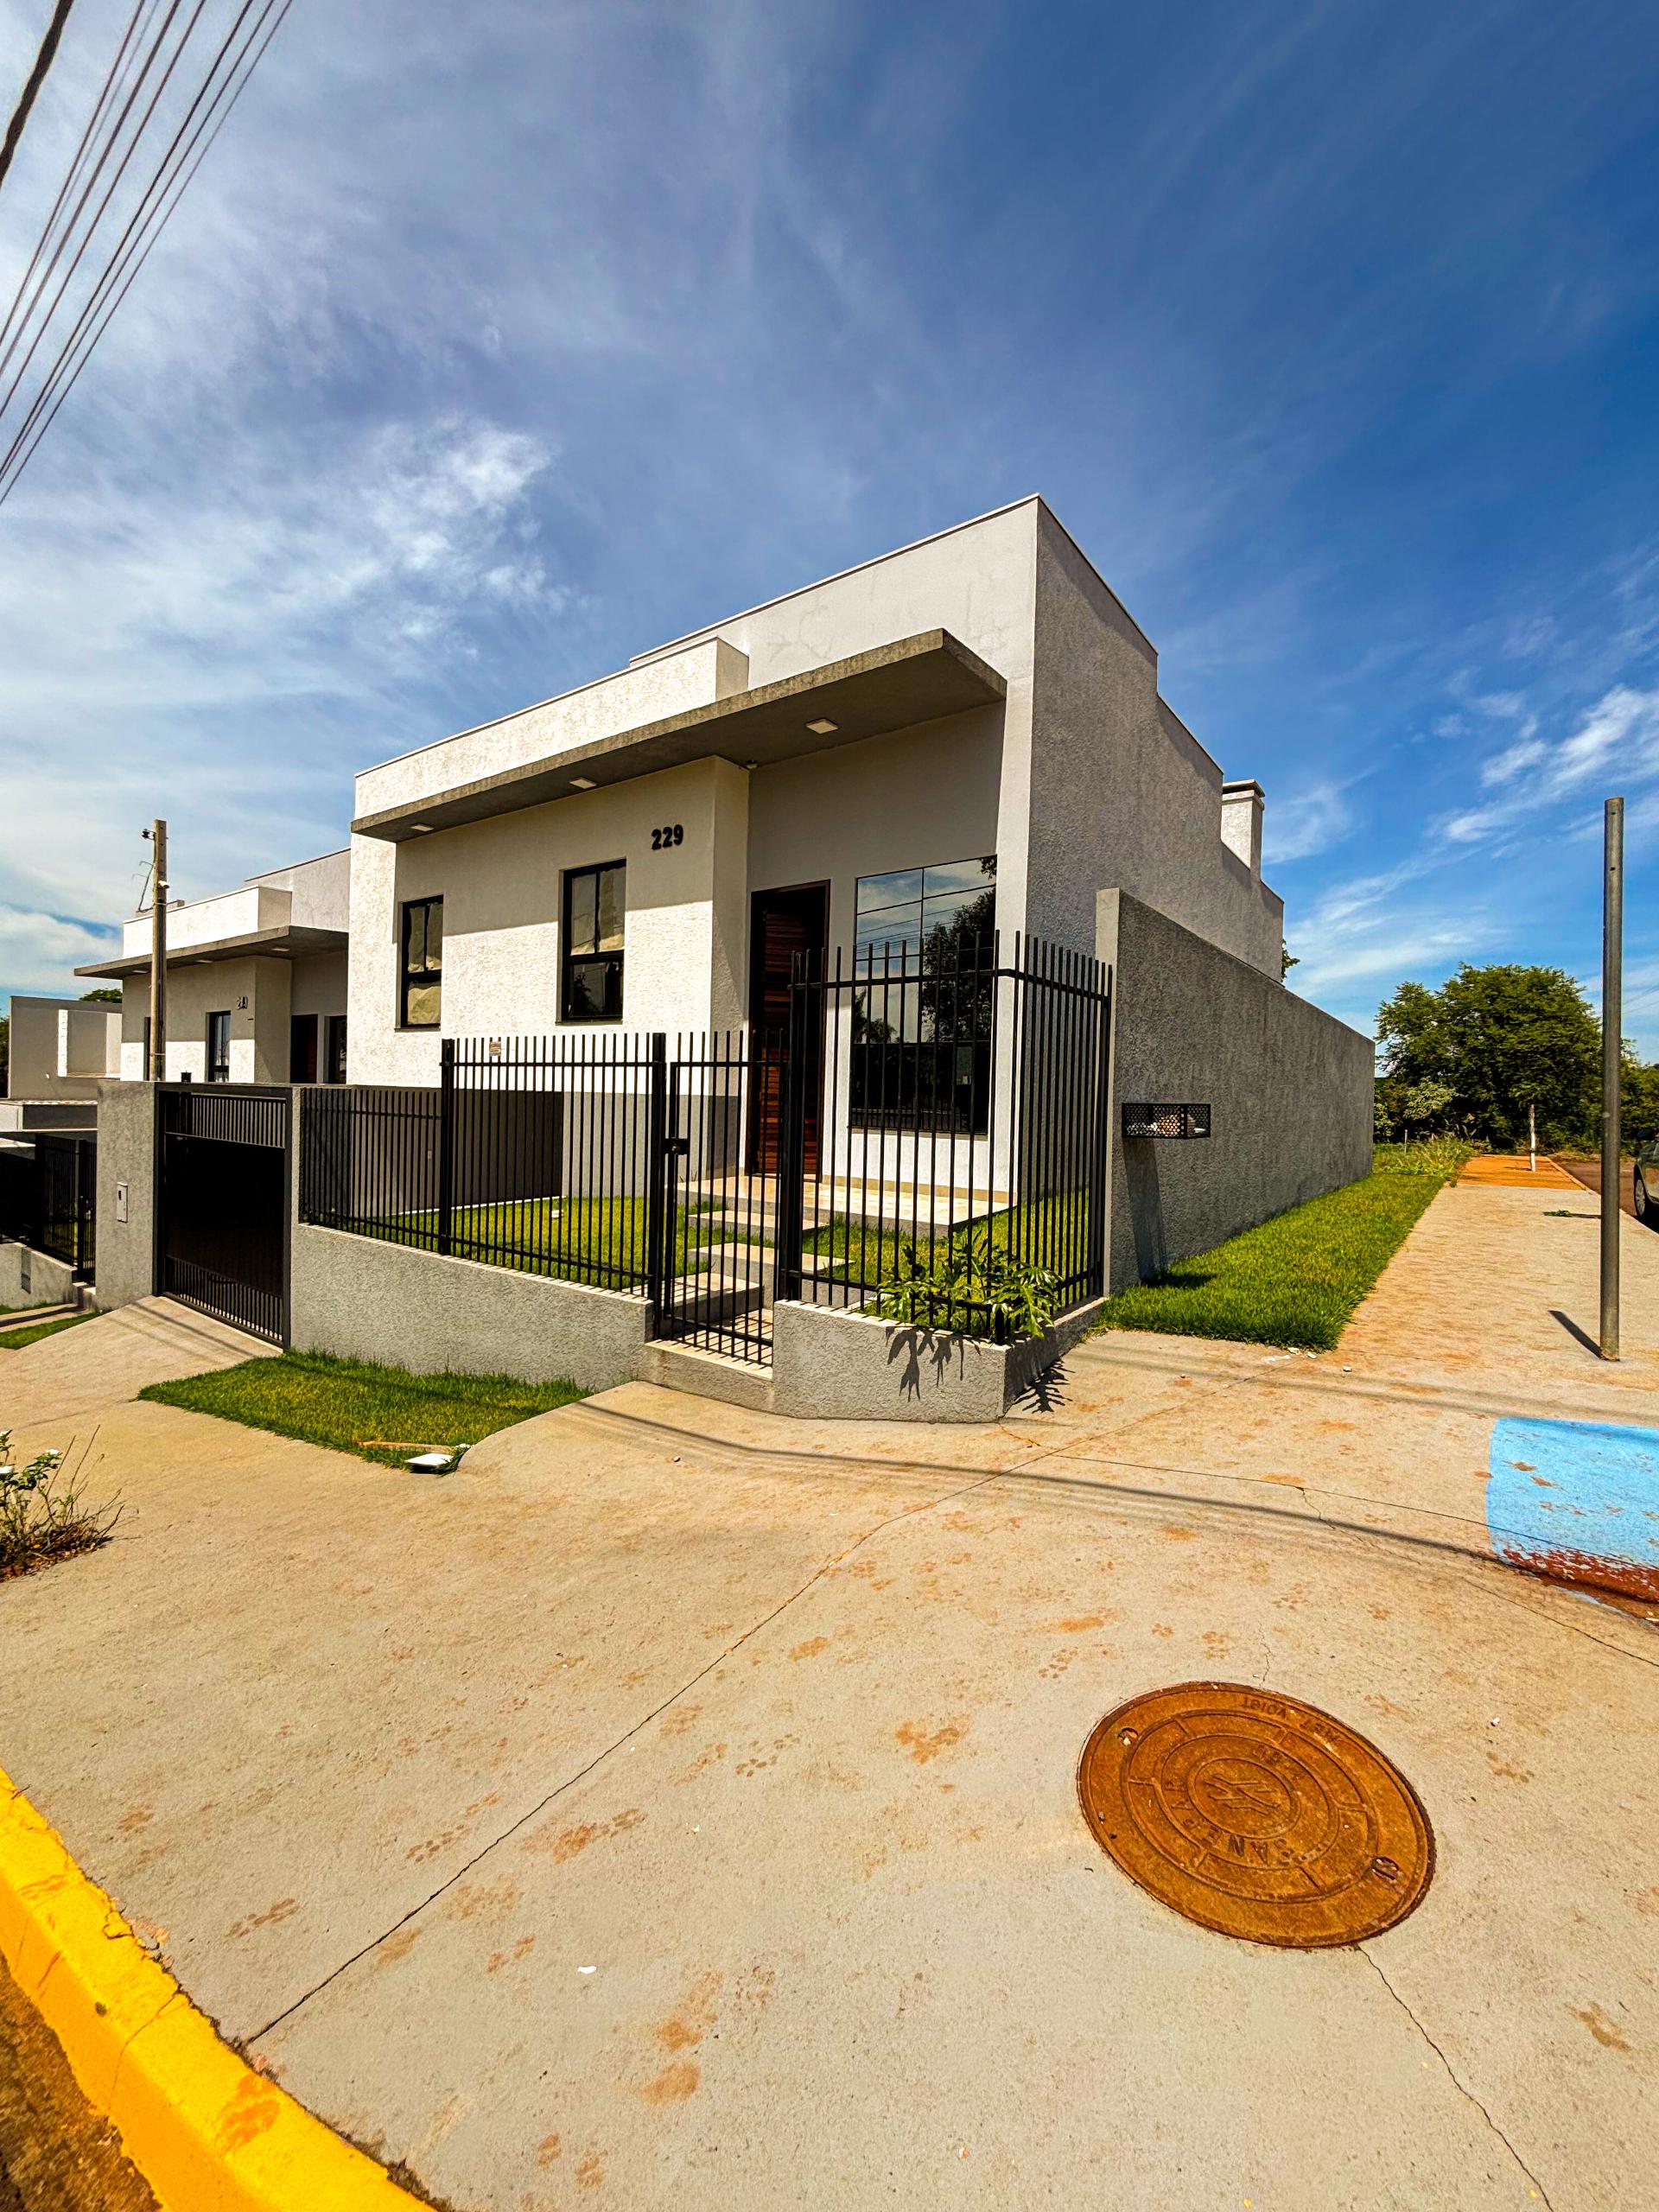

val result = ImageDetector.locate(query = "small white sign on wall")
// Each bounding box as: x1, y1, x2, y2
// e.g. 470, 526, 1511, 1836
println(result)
116, 1181, 130, 1224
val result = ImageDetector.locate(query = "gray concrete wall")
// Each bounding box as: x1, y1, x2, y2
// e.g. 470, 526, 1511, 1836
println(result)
90, 1078, 156, 1311
0, 1239, 78, 1309
770, 1296, 1103, 1423
1031, 510, 1284, 974
289, 1223, 649, 1391
1098, 889, 1373, 1292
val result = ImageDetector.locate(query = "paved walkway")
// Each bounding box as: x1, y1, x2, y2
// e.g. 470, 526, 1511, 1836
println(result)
0, 1212, 1655, 2209
0, 1296, 274, 1433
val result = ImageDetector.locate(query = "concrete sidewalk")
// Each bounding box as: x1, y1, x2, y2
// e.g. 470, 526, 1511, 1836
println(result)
0, 1197, 1655, 2209
0, 1295, 274, 1431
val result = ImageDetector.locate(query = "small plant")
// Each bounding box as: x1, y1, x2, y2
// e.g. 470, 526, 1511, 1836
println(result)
0, 1432, 120, 1580
871, 1227, 1059, 1342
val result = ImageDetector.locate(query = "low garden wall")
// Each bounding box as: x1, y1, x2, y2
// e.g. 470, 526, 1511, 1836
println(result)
769, 1296, 1104, 1423
0, 1238, 79, 1310
288, 1224, 650, 1393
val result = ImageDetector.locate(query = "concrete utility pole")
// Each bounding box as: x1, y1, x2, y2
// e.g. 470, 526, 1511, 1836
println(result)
1600, 796, 1624, 1361
146, 818, 168, 1082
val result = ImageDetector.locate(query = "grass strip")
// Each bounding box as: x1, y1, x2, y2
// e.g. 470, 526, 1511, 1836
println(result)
140, 1349, 583, 1468
1093, 1147, 1465, 1351
0, 1311, 94, 1351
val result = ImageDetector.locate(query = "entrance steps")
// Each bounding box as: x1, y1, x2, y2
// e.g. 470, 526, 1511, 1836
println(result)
639, 1338, 772, 1412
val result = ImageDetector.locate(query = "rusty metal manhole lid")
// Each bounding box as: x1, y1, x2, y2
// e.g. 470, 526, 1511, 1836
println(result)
1077, 1681, 1433, 1948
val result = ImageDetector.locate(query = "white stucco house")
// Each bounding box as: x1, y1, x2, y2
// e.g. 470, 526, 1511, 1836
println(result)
78, 848, 350, 1085
344, 496, 1283, 1085
77, 498, 1371, 1371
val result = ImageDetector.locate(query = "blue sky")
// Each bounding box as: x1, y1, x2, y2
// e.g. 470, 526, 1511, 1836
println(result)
2, 0, 1657, 1046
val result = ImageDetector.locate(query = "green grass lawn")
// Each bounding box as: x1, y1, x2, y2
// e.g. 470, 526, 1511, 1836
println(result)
140, 1350, 584, 1468
806, 1190, 1090, 1285
335, 1195, 763, 1289
1093, 1144, 1469, 1352
0, 1310, 95, 1351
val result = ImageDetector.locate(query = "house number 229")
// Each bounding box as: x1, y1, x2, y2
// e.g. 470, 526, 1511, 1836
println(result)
651, 823, 684, 849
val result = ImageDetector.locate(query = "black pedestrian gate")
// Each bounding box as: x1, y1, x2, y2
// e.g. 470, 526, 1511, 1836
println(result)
156, 1084, 290, 1344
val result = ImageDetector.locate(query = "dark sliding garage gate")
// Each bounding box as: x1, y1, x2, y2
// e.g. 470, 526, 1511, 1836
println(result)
156, 1084, 290, 1344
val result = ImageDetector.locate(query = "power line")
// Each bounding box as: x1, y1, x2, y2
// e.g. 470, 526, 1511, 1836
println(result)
0, 0, 294, 505
0, 0, 286, 496
0, 0, 79, 196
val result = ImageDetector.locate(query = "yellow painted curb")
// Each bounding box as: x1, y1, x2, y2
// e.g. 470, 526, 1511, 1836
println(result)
0, 1764, 426, 2210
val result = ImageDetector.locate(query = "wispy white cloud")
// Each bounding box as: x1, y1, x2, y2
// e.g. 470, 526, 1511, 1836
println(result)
1439, 683, 1659, 844
1263, 779, 1355, 864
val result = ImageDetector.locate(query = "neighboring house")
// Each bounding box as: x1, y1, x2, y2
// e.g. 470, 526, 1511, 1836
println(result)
3, 994, 120, 1105
77, 849, 350, 1084
346, 497, 1283, 1093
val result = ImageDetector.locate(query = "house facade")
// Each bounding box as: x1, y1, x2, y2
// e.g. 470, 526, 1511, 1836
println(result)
79, 849, 350, 1085
344, 498, 1285, 1092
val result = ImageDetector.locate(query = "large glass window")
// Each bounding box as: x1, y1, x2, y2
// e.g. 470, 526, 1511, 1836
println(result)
850, 856, 996, 1134
563, 861, 626, 1021
206, 1011, 231, 1083
855, 855, 996, 963
400, 896, 443, 1029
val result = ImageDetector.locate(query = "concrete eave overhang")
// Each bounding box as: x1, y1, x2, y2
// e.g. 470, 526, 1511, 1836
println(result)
73, 925, 348, 981
352, 630, 1007, 843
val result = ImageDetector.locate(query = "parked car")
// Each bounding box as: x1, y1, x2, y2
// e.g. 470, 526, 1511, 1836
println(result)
1637, 1140, 1658, 1230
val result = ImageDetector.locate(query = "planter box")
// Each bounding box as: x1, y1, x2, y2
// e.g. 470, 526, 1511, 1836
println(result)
770, 1296, 1104, 1423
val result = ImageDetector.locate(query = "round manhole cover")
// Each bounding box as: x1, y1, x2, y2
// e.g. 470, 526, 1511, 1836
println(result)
1077, 1681, 1433, 1948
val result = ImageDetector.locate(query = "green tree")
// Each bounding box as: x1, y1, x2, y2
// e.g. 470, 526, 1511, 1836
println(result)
1624, 1054, 1659, 1145
1375, 964, 1600, 1149
79, 987, 120, 1004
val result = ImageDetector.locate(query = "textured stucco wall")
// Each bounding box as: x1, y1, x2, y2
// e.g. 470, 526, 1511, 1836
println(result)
4, 997, 117, 1101
347, 756, 748, 1086
0, 1238, 79, 1308
770, 1296, 1103, 1422
1031, 510, 1284, 973
1098, 890, 1373, 1291
118, 957, 296, 1084
356, 637, 749, 818
746, 705, 1003, 965
289, 1223, 648, 1390
89, 1078, 156, 1310
647, 499, 1042, 951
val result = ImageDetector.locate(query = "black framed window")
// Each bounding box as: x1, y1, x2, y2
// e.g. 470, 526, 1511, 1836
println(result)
849, 856, 996, 1135
325, 1014, 348, 1084
562, 861, 625, 1021
400, 896, 443, 1029
206, 1011, 231, 1083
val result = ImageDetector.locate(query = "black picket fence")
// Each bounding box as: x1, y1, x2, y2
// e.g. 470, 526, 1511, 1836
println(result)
298, 934, 1112, 1361
0, 1133, 97, 1279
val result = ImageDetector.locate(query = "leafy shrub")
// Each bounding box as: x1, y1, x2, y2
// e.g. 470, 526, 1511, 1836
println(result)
0, 1433, 119, 1579
871, 1227, 1059, 1342
1372, 1136, 1475, 1180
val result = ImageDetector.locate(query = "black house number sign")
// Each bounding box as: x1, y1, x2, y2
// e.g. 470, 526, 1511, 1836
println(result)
650, 823, 684, 849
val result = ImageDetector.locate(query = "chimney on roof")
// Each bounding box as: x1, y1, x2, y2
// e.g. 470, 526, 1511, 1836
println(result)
1221, 779, 1264, 876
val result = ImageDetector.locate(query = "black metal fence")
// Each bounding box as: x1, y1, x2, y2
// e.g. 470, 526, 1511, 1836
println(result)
297, 933, 1111, 1361
0, 1133, 97, 1279
779, 935, 1112, 1338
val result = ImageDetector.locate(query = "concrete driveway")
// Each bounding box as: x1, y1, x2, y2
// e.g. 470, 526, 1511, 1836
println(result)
1, 1188, 1656, 2209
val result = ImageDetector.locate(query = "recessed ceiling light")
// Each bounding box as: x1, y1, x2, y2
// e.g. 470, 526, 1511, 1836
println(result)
806, 717, 837, 735
410, 822, 435, 834
569, 776, 596, 791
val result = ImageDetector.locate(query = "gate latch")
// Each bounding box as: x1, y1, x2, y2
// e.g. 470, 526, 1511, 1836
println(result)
664, 1136, 690, 1157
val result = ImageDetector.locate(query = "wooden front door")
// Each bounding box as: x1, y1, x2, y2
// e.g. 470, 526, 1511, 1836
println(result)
748, 883, 828, 1174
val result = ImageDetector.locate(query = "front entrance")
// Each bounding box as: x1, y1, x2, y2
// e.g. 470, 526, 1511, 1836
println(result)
747, 882, 827, 1173
156, 1084, 290, 1344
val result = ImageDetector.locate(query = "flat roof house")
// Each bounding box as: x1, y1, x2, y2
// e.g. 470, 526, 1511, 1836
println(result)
346, 497, 1284, 1090
79, 848, 351, 1086
82, 497, 1370, 1411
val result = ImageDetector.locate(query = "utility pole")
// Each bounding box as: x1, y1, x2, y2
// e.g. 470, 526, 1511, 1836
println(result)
145, 819, 168, 1082
1599, 797, 1624, 1361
